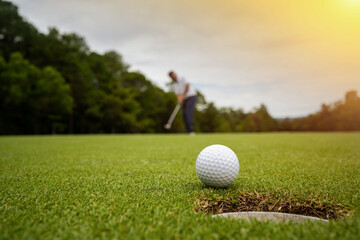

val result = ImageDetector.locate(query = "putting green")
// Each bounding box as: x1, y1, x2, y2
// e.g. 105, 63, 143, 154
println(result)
0, 133, 359, 239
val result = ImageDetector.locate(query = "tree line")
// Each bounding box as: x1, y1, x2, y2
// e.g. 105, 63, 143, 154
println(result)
1, 0, 177, 134
0, 0, 359, 134
279, 91, 360, 131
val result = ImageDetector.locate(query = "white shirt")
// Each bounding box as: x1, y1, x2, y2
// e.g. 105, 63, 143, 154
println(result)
172, 77, 197, 98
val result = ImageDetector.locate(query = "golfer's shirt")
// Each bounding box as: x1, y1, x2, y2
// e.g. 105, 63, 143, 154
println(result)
172, 77, 197, 99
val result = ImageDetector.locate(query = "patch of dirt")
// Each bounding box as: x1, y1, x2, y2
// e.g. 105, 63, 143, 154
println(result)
194, 190, 351, 220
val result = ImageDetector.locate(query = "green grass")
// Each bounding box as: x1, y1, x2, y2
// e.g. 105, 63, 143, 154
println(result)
0, 133, 359, 239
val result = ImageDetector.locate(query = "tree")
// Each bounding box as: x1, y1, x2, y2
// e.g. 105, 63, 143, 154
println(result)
0, 52, 73, 134
196, 102, 221, 132
0, 0, 40, 61
278, 90, 360, 131
254, 104, 277, 131
236, 104, 276, 132
35, 67, 73, 133
122, 71, 175, 133
0, 52, 40, 133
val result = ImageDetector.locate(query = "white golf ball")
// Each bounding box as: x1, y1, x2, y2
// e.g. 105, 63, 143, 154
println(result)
195, 144, 239, 188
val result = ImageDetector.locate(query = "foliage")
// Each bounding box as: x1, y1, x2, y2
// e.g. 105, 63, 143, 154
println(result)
0, 0, 172, 134
195, 102, 278, 133
0, 53, 72, 134
279, 91, 360, 131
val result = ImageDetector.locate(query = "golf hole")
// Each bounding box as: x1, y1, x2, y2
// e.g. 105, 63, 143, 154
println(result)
194, 190, 351, 222
212, 212, 329, 223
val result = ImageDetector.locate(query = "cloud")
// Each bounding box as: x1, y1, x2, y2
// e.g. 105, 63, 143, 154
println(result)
11, 0, 360, 117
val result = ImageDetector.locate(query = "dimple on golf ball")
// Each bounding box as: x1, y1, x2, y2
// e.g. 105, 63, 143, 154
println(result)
195, 144, 239, 188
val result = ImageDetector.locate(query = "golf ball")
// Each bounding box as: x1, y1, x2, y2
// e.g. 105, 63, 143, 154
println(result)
195, 144, 239, 188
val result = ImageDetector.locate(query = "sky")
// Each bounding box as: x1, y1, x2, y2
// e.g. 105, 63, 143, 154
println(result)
11, 0, 360, 117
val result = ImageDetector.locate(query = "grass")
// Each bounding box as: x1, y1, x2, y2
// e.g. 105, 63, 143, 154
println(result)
194, 190, 351, 219
0, 133, 359, 239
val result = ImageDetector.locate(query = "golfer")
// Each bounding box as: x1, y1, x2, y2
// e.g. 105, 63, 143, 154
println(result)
169, 71, 197, 134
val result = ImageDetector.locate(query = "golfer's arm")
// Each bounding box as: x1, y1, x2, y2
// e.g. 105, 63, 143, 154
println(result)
176, 94, 183, 103
183, 83, 189, 96
176, 84, 189, 103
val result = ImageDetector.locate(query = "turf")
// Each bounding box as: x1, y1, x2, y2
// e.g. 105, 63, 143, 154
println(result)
0, 133, 359, 239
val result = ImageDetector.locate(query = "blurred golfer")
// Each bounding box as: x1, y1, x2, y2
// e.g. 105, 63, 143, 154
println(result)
169, 71, 197, 134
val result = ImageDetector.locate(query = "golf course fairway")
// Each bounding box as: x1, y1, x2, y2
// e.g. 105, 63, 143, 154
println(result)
1, 133, 359, 239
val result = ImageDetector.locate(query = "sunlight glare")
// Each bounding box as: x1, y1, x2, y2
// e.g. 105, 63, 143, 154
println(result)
347, 0, 360, 5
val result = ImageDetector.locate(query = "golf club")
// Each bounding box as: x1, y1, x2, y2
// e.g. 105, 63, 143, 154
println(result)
164, 103, 181, 129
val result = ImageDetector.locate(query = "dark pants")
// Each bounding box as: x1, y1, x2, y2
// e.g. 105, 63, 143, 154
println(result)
182, 96, 197, 133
